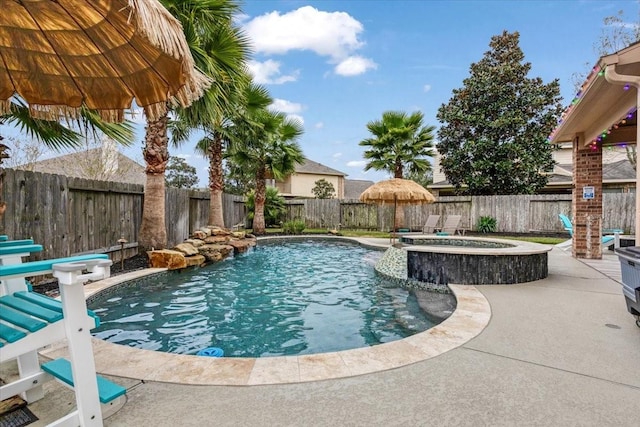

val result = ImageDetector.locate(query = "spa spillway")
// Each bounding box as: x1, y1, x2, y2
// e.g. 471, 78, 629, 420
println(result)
400, 235, 552, 285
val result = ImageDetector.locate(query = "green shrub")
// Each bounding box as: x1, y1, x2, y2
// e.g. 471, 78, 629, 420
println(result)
477, 216, 497, 233
283, 219, 306, 234
245, 187, 285, 227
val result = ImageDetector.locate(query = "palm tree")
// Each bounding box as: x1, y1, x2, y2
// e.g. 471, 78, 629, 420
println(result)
194, 82, 271, 227
360, 110, 435, 178
175, 79, 270, 227
228, 110, 304, 235
139, 0, 245, 250
359, 110, 435, 229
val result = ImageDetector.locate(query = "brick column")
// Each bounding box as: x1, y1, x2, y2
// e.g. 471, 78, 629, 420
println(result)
572, 134, 603, 259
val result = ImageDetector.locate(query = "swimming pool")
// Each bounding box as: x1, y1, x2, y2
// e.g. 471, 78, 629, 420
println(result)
89, 240, 446, 357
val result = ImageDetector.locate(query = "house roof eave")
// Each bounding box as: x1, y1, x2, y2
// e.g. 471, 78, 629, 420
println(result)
549, 42, 640, 147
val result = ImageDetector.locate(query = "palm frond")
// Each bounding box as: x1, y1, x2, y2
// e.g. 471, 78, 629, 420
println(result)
2, 100, 81, 150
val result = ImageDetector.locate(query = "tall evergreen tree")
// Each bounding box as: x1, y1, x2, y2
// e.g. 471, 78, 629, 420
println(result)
436, 31, 563, 195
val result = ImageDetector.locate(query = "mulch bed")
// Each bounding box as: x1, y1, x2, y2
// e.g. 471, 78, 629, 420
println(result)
32, 254, 150, 297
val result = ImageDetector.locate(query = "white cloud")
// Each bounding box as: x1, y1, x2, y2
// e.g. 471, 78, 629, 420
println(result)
176, 153, 192, 159
332, 152, 342, 159
244, 6, 363, 59
243, 6, 375, 76
269, 98, 304, 114
315, 122, 324, 129
247, 59, 299, 84
423, 84, 432, 93
346, 160, 367, 167
334, 56, 377, 76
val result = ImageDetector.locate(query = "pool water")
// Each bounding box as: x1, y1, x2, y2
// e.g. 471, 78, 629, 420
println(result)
89, 240, 438, 358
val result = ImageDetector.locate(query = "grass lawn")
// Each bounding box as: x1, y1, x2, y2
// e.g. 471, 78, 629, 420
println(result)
256, 228, 567, 245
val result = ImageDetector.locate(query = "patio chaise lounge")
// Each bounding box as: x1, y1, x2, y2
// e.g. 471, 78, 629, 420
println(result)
558, 213, 623, 248
422, 214, 441, 233
436, 215, 462, 236
0, 241, 126, 426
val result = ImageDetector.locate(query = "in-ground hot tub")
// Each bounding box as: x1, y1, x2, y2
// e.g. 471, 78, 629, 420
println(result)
400, 235, 552, 285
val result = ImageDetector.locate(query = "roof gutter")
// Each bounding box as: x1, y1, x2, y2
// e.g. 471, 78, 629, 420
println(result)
605, 61, 640, 244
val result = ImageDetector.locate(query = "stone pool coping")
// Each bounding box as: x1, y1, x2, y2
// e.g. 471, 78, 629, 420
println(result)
401, 235, 553, 256
41, 237, 491, 386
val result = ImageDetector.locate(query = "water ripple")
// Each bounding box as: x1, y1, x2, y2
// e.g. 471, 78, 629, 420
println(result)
90, 241, 441, 357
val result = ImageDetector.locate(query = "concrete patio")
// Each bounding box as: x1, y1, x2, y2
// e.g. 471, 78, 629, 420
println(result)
8, 244, 640, 426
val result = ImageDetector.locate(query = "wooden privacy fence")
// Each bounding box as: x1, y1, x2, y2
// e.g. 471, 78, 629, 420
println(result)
1, 169, 636, 261
283, 193, 636, 234
1, 169, 246, 261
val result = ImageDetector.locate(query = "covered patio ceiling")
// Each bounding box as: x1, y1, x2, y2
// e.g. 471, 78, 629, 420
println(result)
550, 42, 640, 147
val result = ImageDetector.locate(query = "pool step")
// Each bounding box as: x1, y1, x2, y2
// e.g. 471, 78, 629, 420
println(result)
41, 358, 127, 404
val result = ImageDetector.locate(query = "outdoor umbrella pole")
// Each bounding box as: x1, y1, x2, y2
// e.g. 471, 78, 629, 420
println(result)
392, 195, 397, 244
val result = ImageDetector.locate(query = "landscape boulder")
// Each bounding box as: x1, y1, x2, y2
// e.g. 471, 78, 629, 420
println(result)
204, 235, 230, 245
147, 250, 187, 270
198, 244, 234, 262
174, 243, 199, 256
192, 230, 207, 240
184, 254, 206, 267
228, 239, 256, 254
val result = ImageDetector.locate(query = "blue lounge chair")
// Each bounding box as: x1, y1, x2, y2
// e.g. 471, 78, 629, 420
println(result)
558, 214, 622, 247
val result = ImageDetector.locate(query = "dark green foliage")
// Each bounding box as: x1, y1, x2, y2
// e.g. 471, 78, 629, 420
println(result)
165, 157, 199, 188
282, 219, 305, 234
245, 186, 285, 227
360, 110, 435, 178
477, 216, 497, 233
436, 31, 563, 195
404, 169, 433, 189
312, 178, 336, 199
223, 160, 254, 195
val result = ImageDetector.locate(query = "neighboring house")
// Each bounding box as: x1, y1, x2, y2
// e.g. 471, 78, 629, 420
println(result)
273, 158, 347, 199
17, 145, 146, 185
429, 143, 636, 196
344, 179, 375, 200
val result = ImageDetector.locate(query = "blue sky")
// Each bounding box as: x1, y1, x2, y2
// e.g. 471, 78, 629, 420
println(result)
5, 0, 639, 187
214, 0, 639, 185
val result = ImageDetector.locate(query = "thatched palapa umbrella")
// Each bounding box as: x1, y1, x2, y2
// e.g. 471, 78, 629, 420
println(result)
0, 0, 210, 122
360, 178, 435, 242
0, 0, 211, 220
0, 1, 211, 420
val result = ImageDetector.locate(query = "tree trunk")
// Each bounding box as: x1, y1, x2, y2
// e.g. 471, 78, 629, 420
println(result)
253, 167, 267, 235
208, 133, 225, 227
139, 115, 169, 251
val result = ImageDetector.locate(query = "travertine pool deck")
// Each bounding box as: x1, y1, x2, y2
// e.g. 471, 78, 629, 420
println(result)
4, 239, 640, 426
